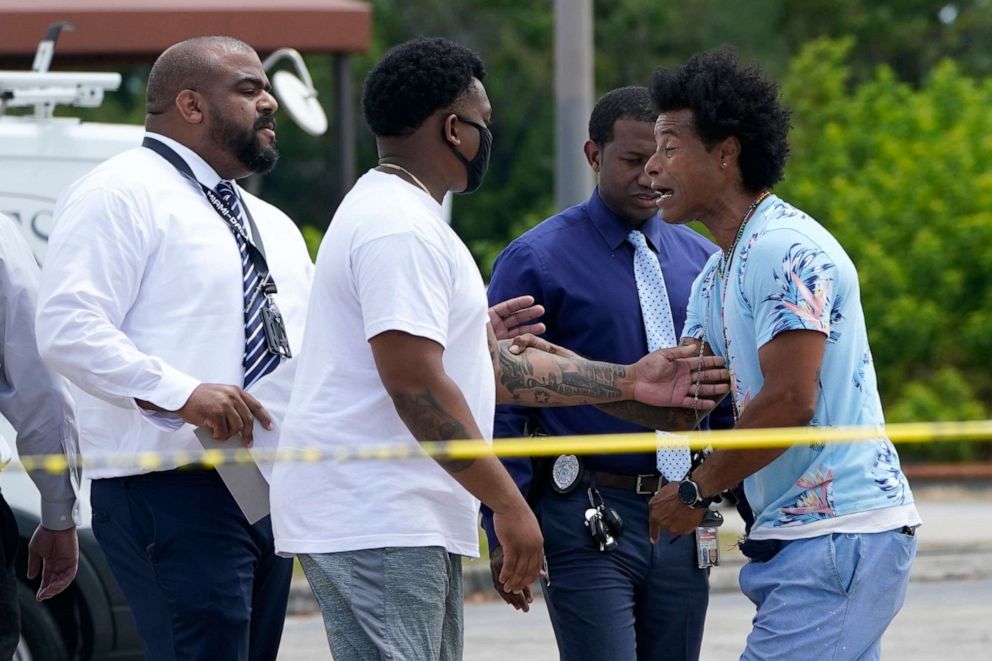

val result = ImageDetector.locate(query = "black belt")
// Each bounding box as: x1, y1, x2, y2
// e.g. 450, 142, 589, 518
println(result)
579, 470, 668, 495
741, 525, 919, 563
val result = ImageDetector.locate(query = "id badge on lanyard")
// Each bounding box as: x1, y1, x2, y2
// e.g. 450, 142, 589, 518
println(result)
143, 137, 292, 359
695, 526, 720, 568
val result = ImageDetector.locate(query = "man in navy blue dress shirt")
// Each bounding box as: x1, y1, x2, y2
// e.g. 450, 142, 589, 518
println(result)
482, 87, 722, 660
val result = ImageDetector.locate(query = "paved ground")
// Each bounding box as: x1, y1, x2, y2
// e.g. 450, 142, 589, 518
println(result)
279, 577, 992, 660
279, 486, 992, 659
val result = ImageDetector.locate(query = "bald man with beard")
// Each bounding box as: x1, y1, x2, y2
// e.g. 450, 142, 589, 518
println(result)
35, 36, 311, 660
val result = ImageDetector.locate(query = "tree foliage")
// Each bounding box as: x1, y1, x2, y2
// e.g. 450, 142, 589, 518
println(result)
40, 1, 992, 458
779, 38, 992, 458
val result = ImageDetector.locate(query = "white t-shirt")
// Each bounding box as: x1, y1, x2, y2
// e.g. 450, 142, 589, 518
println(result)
271, 170, 494, 558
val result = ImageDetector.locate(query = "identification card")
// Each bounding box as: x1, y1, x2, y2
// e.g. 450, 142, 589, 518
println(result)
695, 526, 720, 568
260, 295, 292, 358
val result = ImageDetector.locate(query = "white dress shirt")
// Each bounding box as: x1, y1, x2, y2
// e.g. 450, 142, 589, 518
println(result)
0, 213, 79, 529
36, 133, 313, 479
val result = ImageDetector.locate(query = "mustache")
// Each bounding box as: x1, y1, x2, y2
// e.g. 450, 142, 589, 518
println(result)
254, 116, 277, 131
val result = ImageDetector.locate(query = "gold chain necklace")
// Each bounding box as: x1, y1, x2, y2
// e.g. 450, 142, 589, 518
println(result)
718, 189, 771, 278
377, 162, 432, 197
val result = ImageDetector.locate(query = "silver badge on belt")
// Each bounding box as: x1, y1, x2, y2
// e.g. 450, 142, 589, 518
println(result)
551, 454, 581, 493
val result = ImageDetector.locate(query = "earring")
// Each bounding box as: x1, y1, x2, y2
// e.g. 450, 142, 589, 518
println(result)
721, 162, 727, 168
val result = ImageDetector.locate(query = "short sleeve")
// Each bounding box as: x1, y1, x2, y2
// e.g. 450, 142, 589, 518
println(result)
353, 231, 453, 346
745, 230, 838, 350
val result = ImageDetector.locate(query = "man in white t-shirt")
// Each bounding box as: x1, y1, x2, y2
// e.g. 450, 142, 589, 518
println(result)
270, 37, 729, 661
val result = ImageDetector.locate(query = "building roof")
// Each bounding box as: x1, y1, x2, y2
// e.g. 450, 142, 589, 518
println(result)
0, 0, 372, 60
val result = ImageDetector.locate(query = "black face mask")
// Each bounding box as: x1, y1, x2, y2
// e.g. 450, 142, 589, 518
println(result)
444, 115, 492, 194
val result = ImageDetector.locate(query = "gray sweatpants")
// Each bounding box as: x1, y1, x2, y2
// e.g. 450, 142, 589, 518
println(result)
300, 546, 464, 661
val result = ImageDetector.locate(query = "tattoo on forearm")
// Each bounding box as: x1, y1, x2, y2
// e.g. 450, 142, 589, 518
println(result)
488, 326, 498, 364
391, 390, 476, 473
498, 344, 625, 404
596, 401, 698, 431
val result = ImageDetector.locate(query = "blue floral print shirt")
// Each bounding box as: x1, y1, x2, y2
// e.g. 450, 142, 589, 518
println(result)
684, 195, 920, 540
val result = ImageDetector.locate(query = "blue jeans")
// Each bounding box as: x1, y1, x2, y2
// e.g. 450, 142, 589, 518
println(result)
539, 486, 709, 660
739, 528, 917, 661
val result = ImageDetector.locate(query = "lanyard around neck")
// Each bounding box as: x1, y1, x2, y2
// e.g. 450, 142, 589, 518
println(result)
141, 137, 276, 295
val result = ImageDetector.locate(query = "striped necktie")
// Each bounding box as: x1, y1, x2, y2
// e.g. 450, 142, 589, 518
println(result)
627, 229, 692, 481
215, 181, 281, 389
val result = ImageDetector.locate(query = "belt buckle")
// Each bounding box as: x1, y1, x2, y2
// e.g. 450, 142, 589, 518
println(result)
635, 474, 658, 495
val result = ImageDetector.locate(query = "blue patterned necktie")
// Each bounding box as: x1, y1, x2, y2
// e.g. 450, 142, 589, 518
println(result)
215, 181, 281, 389
627, 229, 692, 481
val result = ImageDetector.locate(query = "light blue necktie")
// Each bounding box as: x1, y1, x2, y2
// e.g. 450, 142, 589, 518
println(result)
215, 181, 281, 389
628, 229, 692, 481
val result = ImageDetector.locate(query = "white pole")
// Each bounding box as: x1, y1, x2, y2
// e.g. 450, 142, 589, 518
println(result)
554, 0, 595, 210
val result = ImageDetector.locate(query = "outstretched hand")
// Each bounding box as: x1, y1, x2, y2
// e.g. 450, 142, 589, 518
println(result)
632, 345, 730, 409
489, 296, 546, 341
27, 525, 78, 601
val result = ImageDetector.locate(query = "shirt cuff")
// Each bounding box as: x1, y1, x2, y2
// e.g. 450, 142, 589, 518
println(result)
480, 506, 501, 553
40, 498, 79, 530
137, 409, 187, 432
129, 366, 202, 421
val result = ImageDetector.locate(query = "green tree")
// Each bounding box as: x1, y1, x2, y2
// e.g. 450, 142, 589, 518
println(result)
780, 38, 992, 458
35, 3, 992, 458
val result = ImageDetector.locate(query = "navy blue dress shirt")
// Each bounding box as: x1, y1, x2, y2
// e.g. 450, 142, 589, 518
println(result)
483, 189, 723, 549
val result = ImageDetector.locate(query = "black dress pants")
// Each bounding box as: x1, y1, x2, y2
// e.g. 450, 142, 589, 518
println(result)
91, 469, 292, 661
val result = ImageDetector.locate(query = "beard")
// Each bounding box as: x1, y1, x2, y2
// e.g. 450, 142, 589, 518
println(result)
209, 110, 280, 175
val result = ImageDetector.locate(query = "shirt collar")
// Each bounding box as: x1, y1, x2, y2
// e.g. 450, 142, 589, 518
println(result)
144, 131, 226, 190
587, 187, 663, 252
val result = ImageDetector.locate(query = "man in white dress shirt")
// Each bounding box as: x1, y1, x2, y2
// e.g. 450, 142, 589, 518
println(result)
35, 37, 312, 661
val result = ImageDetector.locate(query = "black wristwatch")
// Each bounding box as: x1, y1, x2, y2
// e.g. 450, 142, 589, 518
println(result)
677, 478, 713, 509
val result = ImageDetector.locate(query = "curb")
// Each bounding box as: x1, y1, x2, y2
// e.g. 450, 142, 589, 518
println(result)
902, 463, 992, 481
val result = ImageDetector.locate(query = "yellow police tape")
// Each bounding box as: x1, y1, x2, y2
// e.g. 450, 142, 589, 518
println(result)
7, 419, 992, 474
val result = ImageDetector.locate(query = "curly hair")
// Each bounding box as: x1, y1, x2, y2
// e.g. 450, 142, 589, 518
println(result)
650, 47, 791, 192
588, 86, 657, 145
362, 37, 486, 137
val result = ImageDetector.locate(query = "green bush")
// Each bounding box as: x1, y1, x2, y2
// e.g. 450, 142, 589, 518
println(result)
780, 38, 992, 460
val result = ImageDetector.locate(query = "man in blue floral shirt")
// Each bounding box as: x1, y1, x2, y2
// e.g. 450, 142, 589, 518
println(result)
644, 48, 920, 660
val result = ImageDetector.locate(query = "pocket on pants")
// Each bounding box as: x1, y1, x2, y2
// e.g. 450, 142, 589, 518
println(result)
828, 533, 863, 596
